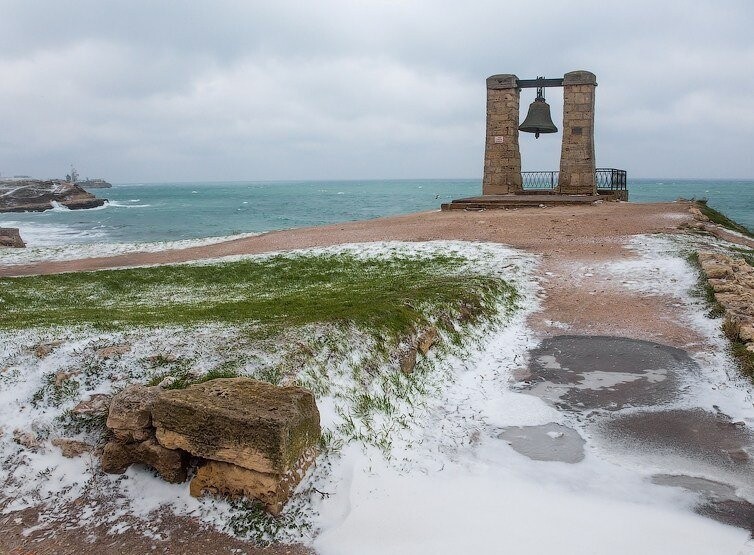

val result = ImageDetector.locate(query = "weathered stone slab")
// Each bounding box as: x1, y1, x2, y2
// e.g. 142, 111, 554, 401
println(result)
106, 384, 160, 442
101, 438, 188, 483
189, 448, 316, 515
152, 378, 320, 474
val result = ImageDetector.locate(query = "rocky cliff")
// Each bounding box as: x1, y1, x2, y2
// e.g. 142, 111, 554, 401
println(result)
0, 179, 106, 212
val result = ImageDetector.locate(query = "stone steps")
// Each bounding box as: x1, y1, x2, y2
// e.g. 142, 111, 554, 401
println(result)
441, 194, 604, 211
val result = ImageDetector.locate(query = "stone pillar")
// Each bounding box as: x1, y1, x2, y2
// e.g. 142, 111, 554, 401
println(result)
482, 74, 522, 195
558, 70, 597, 195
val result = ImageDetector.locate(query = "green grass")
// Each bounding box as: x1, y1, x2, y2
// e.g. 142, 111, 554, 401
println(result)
0, 252, 511, 336
695, 199, 754, 238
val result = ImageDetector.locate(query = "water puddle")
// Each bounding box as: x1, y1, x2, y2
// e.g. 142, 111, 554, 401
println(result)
498, 423, 585, 463
510, 335, 754, 535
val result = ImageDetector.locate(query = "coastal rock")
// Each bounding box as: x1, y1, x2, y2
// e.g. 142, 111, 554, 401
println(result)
106, 385, 160, 442
739, 325, 754, 343
0, 179, 106, 213
698, 252, 754, 351
189, 449, 316, 515
102, 438, 188, 483
152, 378, 320, 475
51, 438, 92, 458
0, 227, 25, 248
689, 206, 709, 222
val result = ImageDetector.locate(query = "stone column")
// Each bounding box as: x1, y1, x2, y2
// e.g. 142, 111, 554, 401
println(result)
558, 70, 597, 195
482, 74, 522, 195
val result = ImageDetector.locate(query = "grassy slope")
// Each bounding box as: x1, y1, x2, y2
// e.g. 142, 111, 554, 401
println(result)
696, 199, 754, 238
0, 252, 513, 336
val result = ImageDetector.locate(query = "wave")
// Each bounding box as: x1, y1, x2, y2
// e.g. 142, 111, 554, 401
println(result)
106, 201, 152, 208
49, 201, 71, 212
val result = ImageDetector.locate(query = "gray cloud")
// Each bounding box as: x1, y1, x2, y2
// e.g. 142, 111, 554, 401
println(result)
1, 0, 753, 181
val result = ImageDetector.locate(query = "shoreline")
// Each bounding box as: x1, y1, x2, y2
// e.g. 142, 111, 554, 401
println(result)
6, 200, 747, 278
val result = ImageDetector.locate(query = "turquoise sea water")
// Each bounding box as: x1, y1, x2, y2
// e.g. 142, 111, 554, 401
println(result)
1, 178, 753, 246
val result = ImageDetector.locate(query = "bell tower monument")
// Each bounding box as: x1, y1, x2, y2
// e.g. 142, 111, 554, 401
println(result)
481, 70, 598, 196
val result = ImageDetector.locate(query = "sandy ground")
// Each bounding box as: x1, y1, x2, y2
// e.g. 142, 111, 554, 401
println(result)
2, 200, 754, 554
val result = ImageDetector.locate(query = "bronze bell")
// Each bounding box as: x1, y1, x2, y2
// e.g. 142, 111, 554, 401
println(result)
519, 91, 558, 139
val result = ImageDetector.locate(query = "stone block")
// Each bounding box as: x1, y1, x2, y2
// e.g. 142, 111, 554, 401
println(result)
106, 384, 161, 442
102, 438, 188, 483
152, 378, 320, 475
189, 448, 316, 515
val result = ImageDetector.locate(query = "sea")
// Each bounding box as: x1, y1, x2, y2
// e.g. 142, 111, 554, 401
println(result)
1, 178, 753, 248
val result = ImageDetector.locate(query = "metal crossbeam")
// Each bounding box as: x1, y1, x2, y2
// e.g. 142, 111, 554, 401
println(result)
517, 78, 564, 89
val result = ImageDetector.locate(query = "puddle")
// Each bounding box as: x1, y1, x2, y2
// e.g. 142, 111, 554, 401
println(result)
595, 408, 753, 473
520, 335, 692, 411
498, 423, 585, 463
652, 474, 754, 534
516, 335, 754, 534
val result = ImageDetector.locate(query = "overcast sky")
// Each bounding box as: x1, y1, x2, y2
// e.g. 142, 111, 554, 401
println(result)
1, 0, 753, 182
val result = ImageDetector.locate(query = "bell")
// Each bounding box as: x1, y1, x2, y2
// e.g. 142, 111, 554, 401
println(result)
519, 95, 558, 139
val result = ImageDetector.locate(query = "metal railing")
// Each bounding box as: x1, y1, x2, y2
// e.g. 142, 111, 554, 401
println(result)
521, 171, 559, 189
521, 168, 627, 191
595, 168, 627, 191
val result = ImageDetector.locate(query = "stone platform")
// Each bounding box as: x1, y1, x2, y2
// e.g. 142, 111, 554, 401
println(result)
441, 193, 603, 211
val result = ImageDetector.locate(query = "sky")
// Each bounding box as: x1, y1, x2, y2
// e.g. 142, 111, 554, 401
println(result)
1, 0, 753, 182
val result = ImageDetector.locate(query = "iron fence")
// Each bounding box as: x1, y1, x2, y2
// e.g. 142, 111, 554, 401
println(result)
521, 168, 627, 191
595, 168, 627, 191
521, 171, 559, 189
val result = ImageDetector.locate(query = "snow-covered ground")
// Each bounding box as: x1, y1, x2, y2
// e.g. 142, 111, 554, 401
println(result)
311, 236, 754, 554
1, 238, 753, 553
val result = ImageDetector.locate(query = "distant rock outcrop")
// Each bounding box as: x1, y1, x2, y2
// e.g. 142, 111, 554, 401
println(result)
0, 227, 25, 248
0, 179, 106, 213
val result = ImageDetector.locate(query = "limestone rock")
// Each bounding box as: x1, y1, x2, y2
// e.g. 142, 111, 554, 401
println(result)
102, 438, 187, 483
152, 378, 320, 475
55, 370, 80, 387
72, 393, 111, 417
13, 429, 41, 451
417, 327, 439, 356
689, 206, 709, 222
398, 346, 417, 374
0, 227, 25, 248
739, 324, 754, 343
189, 449, 316, 515
35, 340, 63, 358
51, 438, 91, 458
0, 179, 106, 213
106, 385, 160, 442
96, 343, 131, 359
